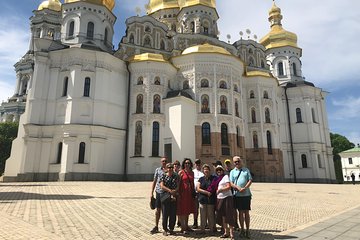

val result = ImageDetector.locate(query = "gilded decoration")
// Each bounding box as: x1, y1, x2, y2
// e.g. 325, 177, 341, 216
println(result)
64, 0, 115, 11
38, 0, 62, 11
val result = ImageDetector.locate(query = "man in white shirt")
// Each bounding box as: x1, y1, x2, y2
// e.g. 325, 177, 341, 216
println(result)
192, 159, 204, 229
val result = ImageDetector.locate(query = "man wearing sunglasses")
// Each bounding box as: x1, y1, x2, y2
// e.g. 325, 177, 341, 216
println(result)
230, 156, 252, 239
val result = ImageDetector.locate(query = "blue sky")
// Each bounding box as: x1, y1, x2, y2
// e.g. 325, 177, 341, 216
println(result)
0, 0, 360, 144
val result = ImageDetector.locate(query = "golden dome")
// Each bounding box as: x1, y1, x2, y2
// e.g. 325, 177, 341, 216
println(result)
64, 0, 115, 11
38, 0, 62, 12
147, 0, 179, 14
259, 2, 298, 49
182, 43, 231, 55
128, 53, 168, 63
179, 0, 216, 9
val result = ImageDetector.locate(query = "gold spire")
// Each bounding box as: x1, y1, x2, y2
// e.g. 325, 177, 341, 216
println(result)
64, 0, 115, 11
259, 1, 298, 49
147, 0, 180, 14
38, 0, 62, 12
178, 0, 216, 9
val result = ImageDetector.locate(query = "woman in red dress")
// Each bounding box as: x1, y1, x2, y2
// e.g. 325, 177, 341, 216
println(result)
177, 158, 196, 234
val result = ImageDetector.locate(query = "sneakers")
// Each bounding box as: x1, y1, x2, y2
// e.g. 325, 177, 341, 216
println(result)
150, 226, 159, 234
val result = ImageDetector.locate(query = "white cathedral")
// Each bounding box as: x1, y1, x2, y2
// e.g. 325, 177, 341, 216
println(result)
2, 0, 336, 183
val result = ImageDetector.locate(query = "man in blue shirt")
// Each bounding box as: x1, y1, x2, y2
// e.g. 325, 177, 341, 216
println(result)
230, 156, 252, 239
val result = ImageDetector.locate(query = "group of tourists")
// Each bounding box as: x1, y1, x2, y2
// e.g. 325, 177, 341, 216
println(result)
150, 156, 253, 239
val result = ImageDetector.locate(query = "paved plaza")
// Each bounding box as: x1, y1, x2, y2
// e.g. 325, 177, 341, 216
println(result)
0, 182, 359, 240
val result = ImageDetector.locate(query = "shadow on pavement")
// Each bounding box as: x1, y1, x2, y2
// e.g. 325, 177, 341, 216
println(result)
251, 229, 298, 240
0, 191, 94, 201
0, 184, 48, 187
153, 229, 299, 240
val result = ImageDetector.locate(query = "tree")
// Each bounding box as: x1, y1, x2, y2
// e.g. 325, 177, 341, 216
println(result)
0, 122, 19, 175
330, 133, 355, 183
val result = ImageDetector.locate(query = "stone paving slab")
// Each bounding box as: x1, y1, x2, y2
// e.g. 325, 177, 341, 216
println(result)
0, 182, 360, 240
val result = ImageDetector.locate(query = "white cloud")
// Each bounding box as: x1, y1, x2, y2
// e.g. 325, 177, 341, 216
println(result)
0, 81, 14, 103
217, 0, 360, 86
331, 96, 360, 120
348, 132, 360, 146
0, 15, 29, 102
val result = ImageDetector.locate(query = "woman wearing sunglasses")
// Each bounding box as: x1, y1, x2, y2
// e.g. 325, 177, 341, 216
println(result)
160, 163, 179, 236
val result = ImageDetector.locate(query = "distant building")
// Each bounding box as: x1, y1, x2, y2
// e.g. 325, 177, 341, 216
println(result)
3, 0, 336, 183
340, 145, 360, 182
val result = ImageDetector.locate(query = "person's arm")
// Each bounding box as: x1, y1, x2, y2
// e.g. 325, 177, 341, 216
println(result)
150, 170, 157, 197
217, 182, 231, 194
196, 181, 210, 195
239, 180, 252, 192
150, 178, 157, 197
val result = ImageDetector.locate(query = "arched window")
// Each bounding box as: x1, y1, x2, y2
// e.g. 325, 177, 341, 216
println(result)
261, 60, 265, 69
134, 121, 142, 156
296, 108, 302, 123
265, 108, 271, 123
221, 123, 228, 145
250, 90, 255, 99
56, 142, 63, 164
171, 23, 176, 31
253, 132, 258, 150
153, 94, 161, 113
144, 36, 152, 47
202, 21, 210, 34
152, 122, 160, 156
86, 22, 94, 40
154, 76, 160, 85
201, 95, 210, 113
312, 108, 317, 123
160, 40, 165, 50
278, 62, 284, 76
249, 48, 253, 54
62, 77, 68, 97
183, 80, 189, 89
83, 77, 91, 97
129, 34, 134, 44
234, 84, 238, 92
145, 26, 151, 33
201, 79, 209, 88
68, 21, 75, 37
248, 57, 255, 66
301, 154, 308, 168
219, 81, 227, 89
190, 21, 195, 33
136, 95, 143, 113
251, 108, 256, 123
202, 122, 211, 145
137, 76, 143, 85
292, 63, 297, 76
267, 131, 273, 154
220, 96, 228, 114
236, 126, 241, 147
78, 142, 85, 164
235, 99, 239, 117
104, 28, 108, 44
264, 91, 269, 99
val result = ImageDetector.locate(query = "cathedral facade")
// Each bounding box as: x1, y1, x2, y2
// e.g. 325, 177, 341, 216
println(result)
3, 0, 336, 183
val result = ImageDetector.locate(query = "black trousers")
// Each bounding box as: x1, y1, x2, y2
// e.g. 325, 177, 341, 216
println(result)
162, 199, 177, 231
